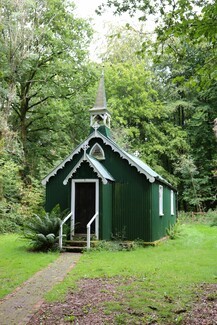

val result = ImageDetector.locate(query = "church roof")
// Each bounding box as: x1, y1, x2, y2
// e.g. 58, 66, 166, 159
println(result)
42, 129, 173, 188
124, 151, 166, 183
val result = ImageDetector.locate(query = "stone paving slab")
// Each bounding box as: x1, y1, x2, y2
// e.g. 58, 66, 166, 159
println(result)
0, 253, 80, 325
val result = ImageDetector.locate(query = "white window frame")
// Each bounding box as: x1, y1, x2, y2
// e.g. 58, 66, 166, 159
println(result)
171, 190, 174, 215
159, 185, 164, 216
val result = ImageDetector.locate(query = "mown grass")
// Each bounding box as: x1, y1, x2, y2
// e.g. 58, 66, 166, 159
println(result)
0, 234, 59, 298
46, 223, 217, 324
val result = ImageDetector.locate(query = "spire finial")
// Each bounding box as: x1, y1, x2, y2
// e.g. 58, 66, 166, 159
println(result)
94, 72, 106, 109
89, 72, 111, 132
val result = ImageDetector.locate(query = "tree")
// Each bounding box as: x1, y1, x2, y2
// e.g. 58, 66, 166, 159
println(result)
98, 0, 217, 87
101, 23, 216, 210
152, 36, 217, 210
98, 0, 217, 40
102, 27, 188, 184
0, 0, 99, 231
174, 155, 211, 211
0, 0, 94, 179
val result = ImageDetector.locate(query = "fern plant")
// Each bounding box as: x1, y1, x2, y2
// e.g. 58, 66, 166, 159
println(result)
23, 212, 61, 251
166, 220, 182, 240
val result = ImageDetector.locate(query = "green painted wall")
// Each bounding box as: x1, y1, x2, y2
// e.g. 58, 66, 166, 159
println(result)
45, 153, 113, 239
86, 138, 152, 241
150, 181, 177, 241
73, 161, 98, 179
45, 151, 83, 211
45, 133, 177, 242
100, 183, 112, 240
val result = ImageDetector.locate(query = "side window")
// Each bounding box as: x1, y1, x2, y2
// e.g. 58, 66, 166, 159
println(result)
171, 190, 174, 215
159, 185, 164, 216
90, 143, 105, 160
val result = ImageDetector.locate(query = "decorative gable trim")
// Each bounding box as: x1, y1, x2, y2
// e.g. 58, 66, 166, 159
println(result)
42, 130, 171, 186
41, 132, 98, 185
63, 154, 114, 185
95, 133, 156, 183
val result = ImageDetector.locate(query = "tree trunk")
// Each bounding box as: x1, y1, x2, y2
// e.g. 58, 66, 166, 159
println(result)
18, 88, 31, 183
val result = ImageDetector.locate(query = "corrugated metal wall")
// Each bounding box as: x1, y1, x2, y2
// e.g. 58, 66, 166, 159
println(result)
45, 136, 176, 242
45, 149, 113, 239
100, 183, 112, 240
151, 182, 177, 241
45, 151, 83, 212
88, 138, 152, 241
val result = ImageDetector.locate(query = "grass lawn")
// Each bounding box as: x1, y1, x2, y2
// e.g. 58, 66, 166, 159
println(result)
0, 233, 59, 299
46, 223, 217, 324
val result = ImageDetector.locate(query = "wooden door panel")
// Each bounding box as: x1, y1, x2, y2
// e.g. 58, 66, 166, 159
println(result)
75, 183, 95, 233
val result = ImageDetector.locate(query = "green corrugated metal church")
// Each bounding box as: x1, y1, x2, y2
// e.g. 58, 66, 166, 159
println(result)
42, 75, 177, 244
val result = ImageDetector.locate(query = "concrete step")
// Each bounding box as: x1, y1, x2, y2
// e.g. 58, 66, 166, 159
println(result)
72, 233, 96, 240
64, 240, 87, 247
62, 245, 85, 253
62, 239, 99, 253
64, 240, 98, 247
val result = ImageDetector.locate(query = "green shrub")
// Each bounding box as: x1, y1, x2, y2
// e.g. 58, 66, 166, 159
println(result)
0, 200, 23, 233
0, 163, 44, 234
178, 210, 217, 225
166, 220, 182, 240
111, 226, 127, 241
210, 216, 217, 227
0, 141, 44, 233
177, 211, 192, 224
207, 209, 217, 227
89, 240, 135, 252
23, 210, 61, 251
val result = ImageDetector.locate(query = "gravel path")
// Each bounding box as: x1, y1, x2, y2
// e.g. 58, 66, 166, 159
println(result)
0, 253, 80, 325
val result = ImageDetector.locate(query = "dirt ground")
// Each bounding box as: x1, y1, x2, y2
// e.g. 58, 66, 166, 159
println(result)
183, 283, 217, 325
29, 278, 217, 325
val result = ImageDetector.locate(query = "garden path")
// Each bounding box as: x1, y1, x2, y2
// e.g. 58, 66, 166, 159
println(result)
0, 253, 80, 325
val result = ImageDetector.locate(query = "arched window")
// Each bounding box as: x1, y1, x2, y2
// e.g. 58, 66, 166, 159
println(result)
90, 143, 105, 160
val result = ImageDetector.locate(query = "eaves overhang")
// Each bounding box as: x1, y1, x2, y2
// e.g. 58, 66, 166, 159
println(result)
41, 132, 98, 186
42, 129, 174, 188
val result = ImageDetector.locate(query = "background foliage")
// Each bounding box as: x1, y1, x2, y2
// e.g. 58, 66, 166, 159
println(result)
0, 0, 216, 233
99, 0, 217, 211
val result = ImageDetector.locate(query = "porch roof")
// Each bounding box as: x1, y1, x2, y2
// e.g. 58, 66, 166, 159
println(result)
63, 153, 115, 185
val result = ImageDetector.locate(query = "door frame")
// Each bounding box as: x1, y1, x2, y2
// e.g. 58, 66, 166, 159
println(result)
71, 179, 99, 238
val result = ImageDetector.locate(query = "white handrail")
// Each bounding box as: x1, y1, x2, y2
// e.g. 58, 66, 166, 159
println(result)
87, 212, 99, 249
59, 211, 72, 250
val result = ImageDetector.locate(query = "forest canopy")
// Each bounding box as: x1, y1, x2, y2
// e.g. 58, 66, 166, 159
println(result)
0, 0, 216, 232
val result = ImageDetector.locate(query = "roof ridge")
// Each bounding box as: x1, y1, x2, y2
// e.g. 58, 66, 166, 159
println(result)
42, 129, 174, 188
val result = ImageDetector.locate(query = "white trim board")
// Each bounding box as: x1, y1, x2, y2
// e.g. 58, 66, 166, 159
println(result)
42, 130, 173, 187
63, 154, 114, 185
